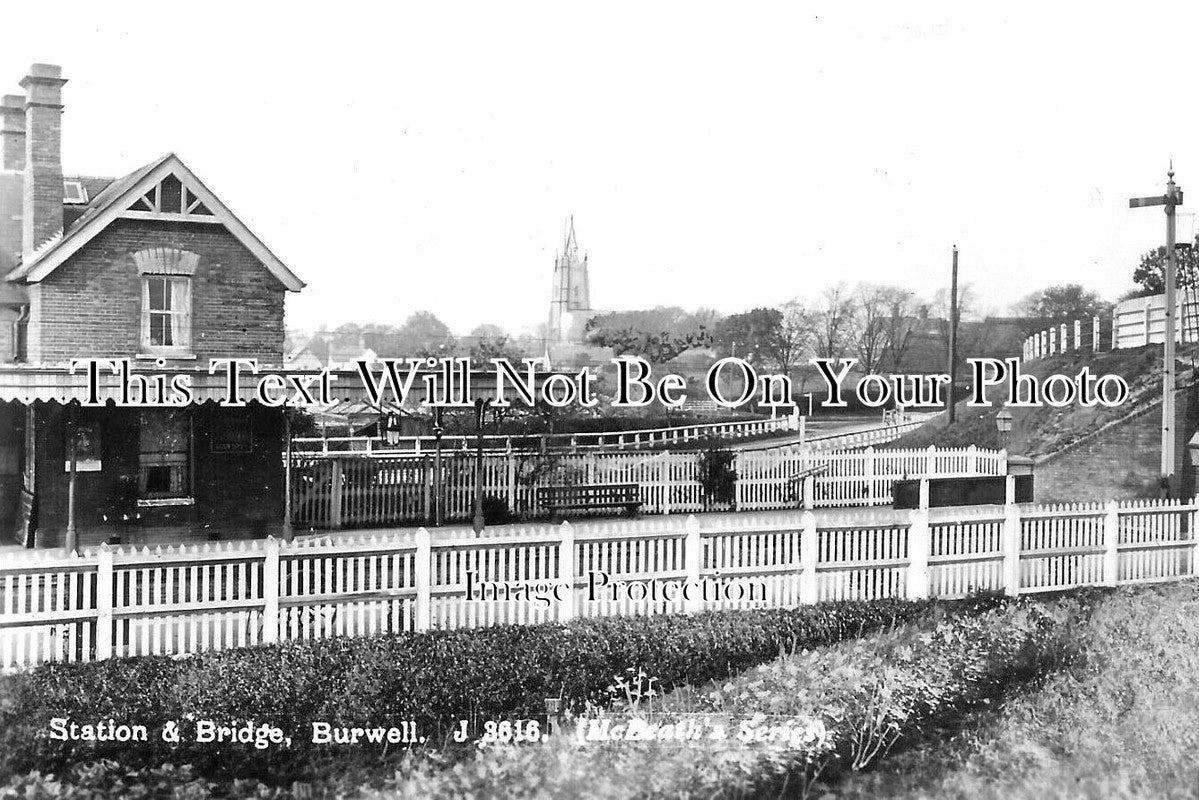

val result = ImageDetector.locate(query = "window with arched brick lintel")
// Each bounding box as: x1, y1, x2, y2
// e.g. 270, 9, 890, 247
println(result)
134, 248, 197, 356
131, 247, 200, 276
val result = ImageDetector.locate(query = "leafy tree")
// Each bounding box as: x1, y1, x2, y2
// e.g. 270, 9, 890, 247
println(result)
585, 307, 714, 362
712, 307, 784, 366
1015, 284, 1111, 321
397, 311, 455, 356
1131, 238, 1199, 296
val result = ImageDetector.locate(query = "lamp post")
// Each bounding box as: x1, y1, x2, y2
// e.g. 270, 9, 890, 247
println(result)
995, 407, 1013, 450
472, 398, 491, 534
1187, 432, 1199, 499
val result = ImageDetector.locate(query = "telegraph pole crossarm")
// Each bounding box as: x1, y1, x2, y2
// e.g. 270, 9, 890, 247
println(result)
1130, 167, 1184, 497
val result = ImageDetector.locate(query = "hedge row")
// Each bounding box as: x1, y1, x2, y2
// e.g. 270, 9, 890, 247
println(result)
379, 595, 1092, 799
0, 595, 1001, 783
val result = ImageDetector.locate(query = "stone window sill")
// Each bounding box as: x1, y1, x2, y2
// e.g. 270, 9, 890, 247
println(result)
137, 497, 196, 508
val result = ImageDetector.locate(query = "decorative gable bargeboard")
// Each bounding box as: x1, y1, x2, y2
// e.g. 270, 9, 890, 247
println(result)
6, 155, 304, 366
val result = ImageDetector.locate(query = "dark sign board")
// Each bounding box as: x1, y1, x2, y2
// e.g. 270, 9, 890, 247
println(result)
893, 475, 1033, 509
211, 413, 253, 454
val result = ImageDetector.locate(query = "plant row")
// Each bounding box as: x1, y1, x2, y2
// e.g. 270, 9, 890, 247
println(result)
368, 593, 1096, 799
0, 594, 998, 784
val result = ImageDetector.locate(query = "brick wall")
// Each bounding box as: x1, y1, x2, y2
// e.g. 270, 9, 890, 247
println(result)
1035, 385, 1198, 502
25, 218, 286, 365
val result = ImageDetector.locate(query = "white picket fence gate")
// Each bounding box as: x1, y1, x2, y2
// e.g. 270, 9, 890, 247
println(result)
290, 444, 1004, 528
2, 490, 1195, 671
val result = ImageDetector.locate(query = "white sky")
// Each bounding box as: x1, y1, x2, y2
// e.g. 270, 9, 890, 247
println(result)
2, 2, 1197, 335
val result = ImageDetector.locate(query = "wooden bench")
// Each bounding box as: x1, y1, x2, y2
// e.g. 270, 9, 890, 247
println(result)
539, 483, 643, 518
787, 464, 830, 507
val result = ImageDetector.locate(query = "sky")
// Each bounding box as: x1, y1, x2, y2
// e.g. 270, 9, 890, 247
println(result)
1, 2, 1197, 335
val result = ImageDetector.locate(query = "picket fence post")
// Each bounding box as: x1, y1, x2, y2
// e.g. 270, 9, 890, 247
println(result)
864, 446, 876, 505
684, 515, 702, 613
966, 444, 978, 475
330, 458, 343, 529
558, 521, 575, 622
1003, 498, 1022, 596
918, 477, 930, 510
414, 527, 431, 631
1074, 320, 1082, 351
262, 537, 280, 644
906, 508, 930, 599
802, 474, 815, 510
1192, 497, 1199, 578
798, 510, 818, 604
1102, 500, 1120, 587
1093, 316, 1100, 351
95, 544, 114, 660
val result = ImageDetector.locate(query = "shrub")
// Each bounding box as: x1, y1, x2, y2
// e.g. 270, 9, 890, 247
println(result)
0, 596, 996, 784
696, 444, 737, 507
369, 595, 1080, 799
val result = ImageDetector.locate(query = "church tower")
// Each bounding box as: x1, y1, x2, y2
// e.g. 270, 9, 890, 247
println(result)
548, 216, 591, 342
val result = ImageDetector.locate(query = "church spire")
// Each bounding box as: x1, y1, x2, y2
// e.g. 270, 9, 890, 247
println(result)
564, 215, 578, 257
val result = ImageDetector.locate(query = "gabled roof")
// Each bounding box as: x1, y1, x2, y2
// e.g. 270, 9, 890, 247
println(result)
5, 153, 304, 291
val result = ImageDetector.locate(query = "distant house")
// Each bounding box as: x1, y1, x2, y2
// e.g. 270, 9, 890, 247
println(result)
0, 64, 305, 548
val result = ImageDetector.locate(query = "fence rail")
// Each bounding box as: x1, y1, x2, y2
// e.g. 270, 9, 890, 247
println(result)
291, 414, 931, 457
3, 490, 1196, 671
294, 414, 800, 455
289, 444, 1005, 529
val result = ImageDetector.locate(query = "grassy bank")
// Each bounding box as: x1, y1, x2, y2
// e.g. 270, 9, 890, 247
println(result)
831, 580, 1199, 799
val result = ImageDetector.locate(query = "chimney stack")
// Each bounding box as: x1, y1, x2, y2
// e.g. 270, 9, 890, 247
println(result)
0, 95, 24, 171
20, 64, 66, 258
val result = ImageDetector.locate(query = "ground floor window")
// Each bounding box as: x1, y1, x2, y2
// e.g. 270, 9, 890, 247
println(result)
138, 409, 191, 499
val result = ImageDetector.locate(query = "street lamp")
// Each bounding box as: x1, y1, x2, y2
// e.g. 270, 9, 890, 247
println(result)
995, 407, 1013, 449
472, 398, 492, 534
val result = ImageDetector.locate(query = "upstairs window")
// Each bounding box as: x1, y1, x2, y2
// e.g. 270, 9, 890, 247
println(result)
133, 248, 199, 357
141, 276, 192, 353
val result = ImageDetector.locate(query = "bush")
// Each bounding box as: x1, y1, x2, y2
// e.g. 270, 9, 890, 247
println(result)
372, 595, 1081, 799
0, 596, 997, 784
480, 494, 513, 524
696, 445, 737, 507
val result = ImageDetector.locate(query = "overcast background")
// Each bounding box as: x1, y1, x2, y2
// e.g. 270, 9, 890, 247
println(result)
1, 2, 1196, 334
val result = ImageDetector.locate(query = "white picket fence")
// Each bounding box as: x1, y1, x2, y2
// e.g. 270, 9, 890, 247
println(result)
294, 414, 799, 456
802, 415, 928, 452
1110, 290, 1199, 351
1022, 315, 1105, 360
291, 414, 931, 457
289, 444, 1005, 528
2, 491, 1195, 671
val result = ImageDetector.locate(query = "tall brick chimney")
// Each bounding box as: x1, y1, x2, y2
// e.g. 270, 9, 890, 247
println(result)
0, 95, 24, 171
20, 64, 66, 258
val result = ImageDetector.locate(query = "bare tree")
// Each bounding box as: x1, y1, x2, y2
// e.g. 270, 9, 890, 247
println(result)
881, 290, 919, 372
932, 284, 982, 364
850, 283, 914, 373
769, 299, 816, 375
813, 283, 856, 364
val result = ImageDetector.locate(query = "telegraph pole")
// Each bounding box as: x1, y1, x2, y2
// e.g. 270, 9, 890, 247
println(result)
947, 246, 959, 423
1130, 167, 1184, 496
